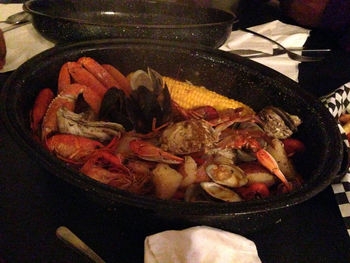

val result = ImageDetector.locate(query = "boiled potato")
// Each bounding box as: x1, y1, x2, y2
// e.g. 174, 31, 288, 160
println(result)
179, 156, 198, 188
152, 163, 183, 200
266, 138, 297, 180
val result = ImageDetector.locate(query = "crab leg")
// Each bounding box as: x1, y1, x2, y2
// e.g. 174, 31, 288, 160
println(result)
77, 57, 122, 90
129, 139, 183, 164
67, 61, 107, 98
30, 88, 54, 133
57, 62, 71, 93
256, 149, 292, 191
102, 64, 132, 96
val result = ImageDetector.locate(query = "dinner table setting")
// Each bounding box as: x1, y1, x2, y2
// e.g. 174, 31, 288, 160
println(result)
1, 1, 350, 262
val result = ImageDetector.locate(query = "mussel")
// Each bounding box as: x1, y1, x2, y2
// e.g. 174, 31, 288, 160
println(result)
99, 68, 172, 133
99, 88, 134, 131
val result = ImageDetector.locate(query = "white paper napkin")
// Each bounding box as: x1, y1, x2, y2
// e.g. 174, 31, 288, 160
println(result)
220, 20, 310, 82
144, 226, 261, 263
0, 4, 54, 73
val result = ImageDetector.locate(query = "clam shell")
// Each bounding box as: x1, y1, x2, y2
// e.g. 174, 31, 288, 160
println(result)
129, 70, 153, 91
200, 182, 242, 202
206, 164, 248, 188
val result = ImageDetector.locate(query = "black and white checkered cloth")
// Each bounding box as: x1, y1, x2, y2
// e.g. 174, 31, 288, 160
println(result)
321, 82, 350, 236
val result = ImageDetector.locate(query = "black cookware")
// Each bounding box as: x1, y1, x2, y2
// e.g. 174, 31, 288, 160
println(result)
23, 0, 237, 48
0, 39, 344, 233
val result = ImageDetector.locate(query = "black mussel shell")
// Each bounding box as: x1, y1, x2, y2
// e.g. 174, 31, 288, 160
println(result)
158, 84, 172, 124
131, 86, 163, 133
74, 94, 96, 120
148, 67, 164, 96
99, 87, 134, 131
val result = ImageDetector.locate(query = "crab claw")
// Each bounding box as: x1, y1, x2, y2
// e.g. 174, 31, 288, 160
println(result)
256, 149, 292, 191
129, 139, 183, 164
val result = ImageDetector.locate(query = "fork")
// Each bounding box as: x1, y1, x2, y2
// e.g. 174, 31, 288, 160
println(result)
240, 28, 324, 62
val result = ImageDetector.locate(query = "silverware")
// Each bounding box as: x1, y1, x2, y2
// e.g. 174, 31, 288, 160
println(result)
240, 28, 325, 62
0, 11, 31, 25
1, 11, 32, 33
231, 48, 331, 58
56, 226, 106, 263
2, 21, 31, 33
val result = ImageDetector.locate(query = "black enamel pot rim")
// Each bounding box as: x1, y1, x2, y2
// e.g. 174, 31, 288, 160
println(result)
0, 38, 344, 217
23, 0, 237, 29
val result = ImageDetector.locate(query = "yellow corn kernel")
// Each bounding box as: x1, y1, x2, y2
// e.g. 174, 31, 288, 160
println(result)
163, 76, 254, 114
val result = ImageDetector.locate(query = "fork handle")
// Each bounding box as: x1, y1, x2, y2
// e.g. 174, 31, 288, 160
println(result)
240, 27, 289, 52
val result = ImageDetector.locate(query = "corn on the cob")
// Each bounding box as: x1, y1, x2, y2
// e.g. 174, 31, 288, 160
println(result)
163, 76, 254, 114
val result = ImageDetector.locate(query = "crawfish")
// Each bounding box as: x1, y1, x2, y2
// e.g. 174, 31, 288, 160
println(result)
46, 134, 119, 165
81, 150, 152, 194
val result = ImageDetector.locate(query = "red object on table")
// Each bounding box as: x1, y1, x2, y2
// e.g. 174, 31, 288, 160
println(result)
0, 29, 6, 69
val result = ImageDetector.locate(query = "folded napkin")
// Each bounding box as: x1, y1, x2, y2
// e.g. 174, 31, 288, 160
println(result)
0, 4, 54, 73
219, 20, 310, 82
144, 226, 261, 263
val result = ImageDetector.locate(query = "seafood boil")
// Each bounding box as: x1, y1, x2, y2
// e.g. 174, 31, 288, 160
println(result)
30, 57, 306, 202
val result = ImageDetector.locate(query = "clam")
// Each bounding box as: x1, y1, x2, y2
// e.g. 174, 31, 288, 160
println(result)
206, 164, 248, 188
200, 182, 242, 202
129, 69, 154, 92
258, 106, 301, 139
129, 67, 163, 94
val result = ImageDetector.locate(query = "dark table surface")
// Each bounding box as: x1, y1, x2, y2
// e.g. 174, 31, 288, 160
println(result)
1, 1, 350, 263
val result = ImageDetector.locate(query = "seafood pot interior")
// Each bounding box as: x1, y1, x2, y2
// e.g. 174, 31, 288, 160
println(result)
1, 39, 343, 217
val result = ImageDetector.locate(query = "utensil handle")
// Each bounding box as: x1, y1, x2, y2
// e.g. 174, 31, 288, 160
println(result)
2, 21, 31, 33
56, 226, 106, 263
240, 27, 289, 52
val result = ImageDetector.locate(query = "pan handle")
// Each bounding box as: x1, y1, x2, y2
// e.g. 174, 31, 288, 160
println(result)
333, 141, 349, 183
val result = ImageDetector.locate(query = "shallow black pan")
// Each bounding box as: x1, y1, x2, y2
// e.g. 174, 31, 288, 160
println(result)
0, 39, 344, 233
23, 0, 237, 48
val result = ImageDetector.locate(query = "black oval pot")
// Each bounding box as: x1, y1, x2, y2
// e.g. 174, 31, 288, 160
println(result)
0, 39, 343, 233
23, 0, 237, 48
